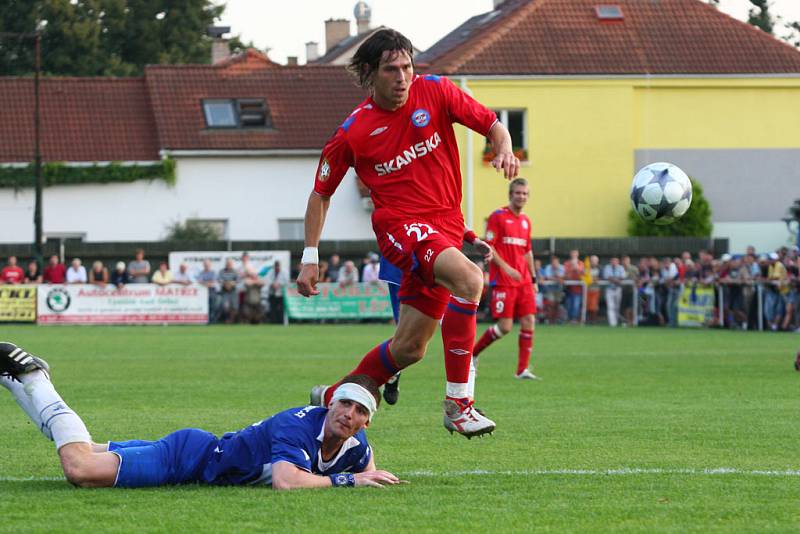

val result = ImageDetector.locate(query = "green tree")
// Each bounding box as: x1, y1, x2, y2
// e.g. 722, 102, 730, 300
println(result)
0, 0, 235, 76
785, 20, 800, 48
164, 219, 222, 241
627, 179, 713, 237
746, 0, 775, 35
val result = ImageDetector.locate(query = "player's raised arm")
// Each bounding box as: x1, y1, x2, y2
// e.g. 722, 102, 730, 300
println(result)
297, 192, 330, 297
271, 460, 401, 490
487, 121, 521, 179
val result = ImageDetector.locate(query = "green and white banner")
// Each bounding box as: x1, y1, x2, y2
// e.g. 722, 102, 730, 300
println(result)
37, 284, 208, 325
285, 282, 392, 320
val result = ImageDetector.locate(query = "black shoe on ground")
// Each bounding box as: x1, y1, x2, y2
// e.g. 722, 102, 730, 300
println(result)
794, 351, 800, 372
383, 374, 400, 405
0, 342, 49, 381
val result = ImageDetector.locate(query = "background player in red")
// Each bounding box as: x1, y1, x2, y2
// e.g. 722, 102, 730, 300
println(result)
296, 29, 519, 439
472, 178, 540, 384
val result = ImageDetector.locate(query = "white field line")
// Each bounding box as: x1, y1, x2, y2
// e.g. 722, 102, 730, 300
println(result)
405, 467, 800, 477
2, 468, 799, 482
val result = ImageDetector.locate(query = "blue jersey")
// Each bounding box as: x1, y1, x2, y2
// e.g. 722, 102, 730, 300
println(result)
110, 406, 372, 488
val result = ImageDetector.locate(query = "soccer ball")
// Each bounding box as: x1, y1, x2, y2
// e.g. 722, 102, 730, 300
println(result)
630, 162, 692, 225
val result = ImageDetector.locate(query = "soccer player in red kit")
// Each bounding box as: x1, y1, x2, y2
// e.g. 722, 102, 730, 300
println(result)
296, 29, 520, 438
472, 178, 540, 382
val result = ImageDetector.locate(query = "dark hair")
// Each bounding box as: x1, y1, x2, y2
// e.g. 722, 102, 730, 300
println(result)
347, 29, 414, 89
340, 374, 381, 409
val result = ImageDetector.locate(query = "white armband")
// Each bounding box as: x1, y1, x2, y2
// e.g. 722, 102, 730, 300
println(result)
301, 247, 319, 265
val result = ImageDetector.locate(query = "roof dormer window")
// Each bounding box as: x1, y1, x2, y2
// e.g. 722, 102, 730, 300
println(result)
202, 98, 272, 129
595, 5, 624, 21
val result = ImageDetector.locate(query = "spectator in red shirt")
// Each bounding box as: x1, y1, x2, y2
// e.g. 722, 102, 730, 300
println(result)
43, 255, 67, 284
1, 256, 25, 284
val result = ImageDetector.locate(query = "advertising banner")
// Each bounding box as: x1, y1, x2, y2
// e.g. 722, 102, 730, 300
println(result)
284, 282, 392, 320
677, 284, 715, 327
37, 284, 208, 325
168, 250, 291, 281
0, 285, 37, 323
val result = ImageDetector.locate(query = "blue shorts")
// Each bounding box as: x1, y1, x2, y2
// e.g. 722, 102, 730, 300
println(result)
109, 428, 218, 488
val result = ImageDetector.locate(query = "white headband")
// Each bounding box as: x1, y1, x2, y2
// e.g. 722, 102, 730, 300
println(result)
330, 383, 377, 421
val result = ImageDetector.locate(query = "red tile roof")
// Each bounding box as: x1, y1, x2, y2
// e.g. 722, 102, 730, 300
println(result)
145, 58, 366, 151
0, 53, 367, 162
419, 0, 800, 75
0, 78, 159, 163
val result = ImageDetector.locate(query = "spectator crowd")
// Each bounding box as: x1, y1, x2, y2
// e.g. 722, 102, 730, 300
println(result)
534, 246, 800, 332
2, 246, 799, 331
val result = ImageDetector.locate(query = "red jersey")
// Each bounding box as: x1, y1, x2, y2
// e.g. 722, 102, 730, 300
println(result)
0, 266, 24, 284
314, 74, 497, 218
484, 206, 532, 288
43, 264, 67, 284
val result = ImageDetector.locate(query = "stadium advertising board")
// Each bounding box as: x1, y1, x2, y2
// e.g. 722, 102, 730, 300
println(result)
37, 284, 208, 325
285, 282, 392, 320
0, 285, 37, 323
677, 285, 715, 327
168, 250, 291, 280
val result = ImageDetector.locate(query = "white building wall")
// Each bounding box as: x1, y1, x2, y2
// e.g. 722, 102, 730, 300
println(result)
0, 156, 375, 243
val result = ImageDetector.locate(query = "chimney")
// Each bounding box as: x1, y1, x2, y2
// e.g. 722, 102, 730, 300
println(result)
207, 26, 232, 64
211, 39, 231, 63
325, 18, 351, 52
306, 41, 319, 62
493, 0, 505, 8
287, 56, 298, 66
354, 1, 372, 35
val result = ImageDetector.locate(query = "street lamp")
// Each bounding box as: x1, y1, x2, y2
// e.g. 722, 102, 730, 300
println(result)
0, 25, 44, 262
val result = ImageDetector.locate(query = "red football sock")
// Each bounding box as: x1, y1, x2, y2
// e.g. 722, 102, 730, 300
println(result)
473, 324, 501, 357
323, 339, 399, 406
517, 328, 534, 375
442, 296, 478, 399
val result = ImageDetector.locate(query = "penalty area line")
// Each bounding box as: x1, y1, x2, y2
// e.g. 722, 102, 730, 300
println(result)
405, 467, 800, 478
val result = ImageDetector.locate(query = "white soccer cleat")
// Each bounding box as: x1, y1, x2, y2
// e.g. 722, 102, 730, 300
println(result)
515, 369, 540, 380
443, 399, 496, 439
309, 384, 330, 407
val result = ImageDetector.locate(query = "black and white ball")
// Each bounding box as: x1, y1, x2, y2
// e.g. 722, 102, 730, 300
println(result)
630, 162, 692, 225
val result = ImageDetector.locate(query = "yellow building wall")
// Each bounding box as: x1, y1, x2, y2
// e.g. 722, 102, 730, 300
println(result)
457, 77, 800, 237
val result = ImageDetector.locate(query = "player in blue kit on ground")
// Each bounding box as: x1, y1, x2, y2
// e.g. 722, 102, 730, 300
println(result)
0, 342, 400, 490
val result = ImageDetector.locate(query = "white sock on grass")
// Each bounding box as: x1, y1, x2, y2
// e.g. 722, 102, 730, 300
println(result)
20, 370, 91, 450
467, 357, 478, 399
1, 375, 53, 440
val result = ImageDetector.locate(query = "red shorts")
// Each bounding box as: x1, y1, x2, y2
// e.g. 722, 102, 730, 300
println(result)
490, 284, 537, 320
373, 208, 464, 320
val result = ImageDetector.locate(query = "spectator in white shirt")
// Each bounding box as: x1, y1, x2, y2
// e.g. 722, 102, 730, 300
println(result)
173, 263, 193, 286
362, 253, 381, 284
338, 260, 359, 288
66, 258, 88, 284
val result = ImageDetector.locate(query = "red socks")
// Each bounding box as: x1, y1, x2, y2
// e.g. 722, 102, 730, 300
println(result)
442, 296, 479, 399
517, 328, 534, 374
473, 324, 501, 357
323, 339, 399, 406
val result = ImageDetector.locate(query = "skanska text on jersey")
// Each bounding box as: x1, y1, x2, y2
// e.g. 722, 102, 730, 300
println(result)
374, 132, 442, 177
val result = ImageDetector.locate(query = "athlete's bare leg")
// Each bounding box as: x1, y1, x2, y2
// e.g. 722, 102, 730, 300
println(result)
389, 305, 439, 367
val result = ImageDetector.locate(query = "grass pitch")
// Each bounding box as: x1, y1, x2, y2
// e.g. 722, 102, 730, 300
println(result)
0, 324, 798, 533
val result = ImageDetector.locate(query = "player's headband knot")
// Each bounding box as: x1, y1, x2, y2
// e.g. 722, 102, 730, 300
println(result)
331, 383, 377, 421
